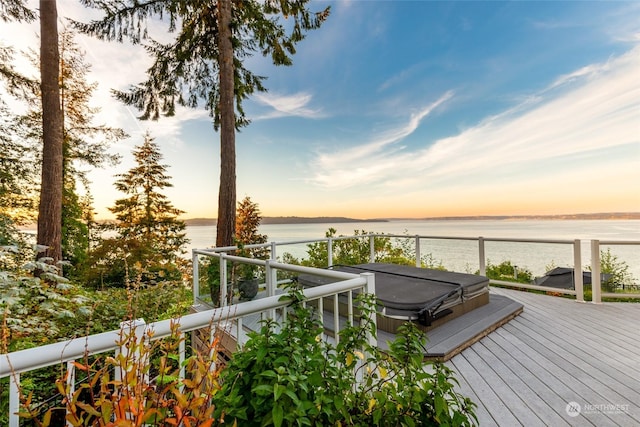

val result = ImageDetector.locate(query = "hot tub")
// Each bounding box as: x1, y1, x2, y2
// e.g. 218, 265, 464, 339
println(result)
297, 263, 489, 332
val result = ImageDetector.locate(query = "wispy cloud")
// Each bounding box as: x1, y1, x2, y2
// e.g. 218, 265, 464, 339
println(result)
530, 19, 577, 30
253, 92, 325, 119
378, 63, 424, 93
309, 91, 454, 188
307, 47, 640, 194
548, 63, 608, 90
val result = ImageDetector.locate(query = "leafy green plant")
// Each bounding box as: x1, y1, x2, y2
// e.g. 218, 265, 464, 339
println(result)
302, 228, 412, 268
1, 247, 93, 351
1, 242, 192, 424
479, 260, 532, 284
598, 248, 637, 292
1, 245, 93, 424
213, 288, 477, 426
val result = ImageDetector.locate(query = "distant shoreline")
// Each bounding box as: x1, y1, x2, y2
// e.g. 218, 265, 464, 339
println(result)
183, 212, 640, 226
184, 216, 389, 226
16, 212, 640, 230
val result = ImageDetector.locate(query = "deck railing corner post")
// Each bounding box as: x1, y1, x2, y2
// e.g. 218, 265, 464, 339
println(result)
192, 250, 200, 305
265, 259, 277, 319
478, 237, 486, 276
573, 239, 584, 302
220, 254, 228, 307
369, 234, 375, 263
591, 240, 602, 304
362, 272, 377, 348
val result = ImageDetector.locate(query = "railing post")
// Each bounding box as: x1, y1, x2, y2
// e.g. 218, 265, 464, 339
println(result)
178, 332, 186, 383
591, 240, 602, 304
220, 254, 228, 306
9, 372, 19, 427
327, 238, 333, 267
192, 250, 199, 305
66, 361, 76, 427
479, 237, 486, 276
415, 235, 421, 268
362, 272, 377, 348
369, 235, 375, 263
573, 240, 584, 302
265, 259, 276, 297
265, 259, 277, 319
270, 241, 277, 260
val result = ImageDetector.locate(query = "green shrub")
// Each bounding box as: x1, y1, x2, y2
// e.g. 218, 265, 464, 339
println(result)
213, 288, 477, 426
302, 228, 422, 268
598, 248, 637, 292
480, 260, 532, 284
82, 237, 186, 289
1, 243, 192, 424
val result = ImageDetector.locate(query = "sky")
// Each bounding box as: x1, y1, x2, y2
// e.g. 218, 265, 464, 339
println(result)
1, 1, 639, 220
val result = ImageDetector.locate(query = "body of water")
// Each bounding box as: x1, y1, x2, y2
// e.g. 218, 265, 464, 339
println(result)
187, 219, 640, 280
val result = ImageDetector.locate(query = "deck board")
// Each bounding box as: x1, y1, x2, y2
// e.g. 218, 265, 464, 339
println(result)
447, 287, 640, 426
425, 295, 522, 358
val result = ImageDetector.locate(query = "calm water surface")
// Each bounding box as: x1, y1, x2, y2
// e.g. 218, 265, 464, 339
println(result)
187, 220, 640, 279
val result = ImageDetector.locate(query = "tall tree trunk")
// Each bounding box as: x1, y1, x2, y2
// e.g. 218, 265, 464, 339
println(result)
37, 0, 63, 263
216, 0, 236, 248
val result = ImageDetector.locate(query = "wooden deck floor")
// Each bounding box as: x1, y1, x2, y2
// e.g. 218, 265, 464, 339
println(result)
448, 287, 640, 426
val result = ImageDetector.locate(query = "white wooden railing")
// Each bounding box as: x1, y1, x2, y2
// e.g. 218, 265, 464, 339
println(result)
193, 234, 640, 304
1, 261, 376, 427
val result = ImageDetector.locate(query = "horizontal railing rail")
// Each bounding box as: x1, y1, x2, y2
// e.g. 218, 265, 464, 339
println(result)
193, 234, 639, 305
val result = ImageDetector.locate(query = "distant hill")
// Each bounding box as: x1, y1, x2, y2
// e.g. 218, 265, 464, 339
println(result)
184, 216, 388, 226
413, 212, 640, 221
184, 218, 217, 226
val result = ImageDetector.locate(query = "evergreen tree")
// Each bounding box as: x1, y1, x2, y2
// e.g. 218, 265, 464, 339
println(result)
76, 0, 330, 248
0, 48, 38, 235
85, 133, 188, 288
0, 100, 38, 246
235, 196, 267, 250
0, 0, 34, 23
0, 6, 38, 249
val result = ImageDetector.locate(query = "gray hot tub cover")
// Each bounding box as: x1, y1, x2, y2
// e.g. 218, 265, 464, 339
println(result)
297, 263, 489, 326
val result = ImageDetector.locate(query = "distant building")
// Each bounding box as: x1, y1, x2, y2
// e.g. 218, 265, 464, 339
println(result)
533, 267, 612, 289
